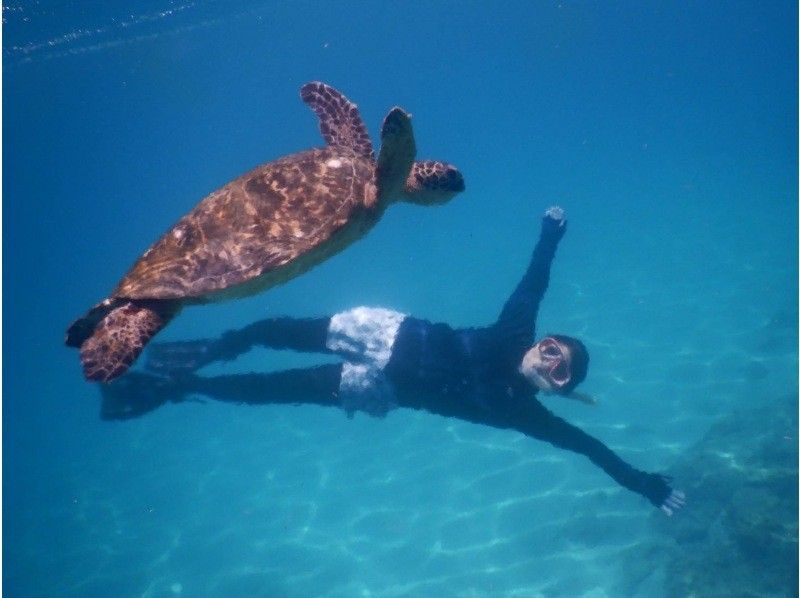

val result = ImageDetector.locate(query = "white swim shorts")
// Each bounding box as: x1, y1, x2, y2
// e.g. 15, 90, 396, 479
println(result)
326, 306, 407, 418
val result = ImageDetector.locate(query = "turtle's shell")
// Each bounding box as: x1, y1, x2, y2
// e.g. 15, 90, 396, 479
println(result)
112, 147, 379, 302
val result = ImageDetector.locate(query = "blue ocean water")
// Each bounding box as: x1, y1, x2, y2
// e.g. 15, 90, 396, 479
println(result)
4, 1, 797, 596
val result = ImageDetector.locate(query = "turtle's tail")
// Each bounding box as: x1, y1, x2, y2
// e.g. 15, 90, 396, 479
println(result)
66, 299, 180, 382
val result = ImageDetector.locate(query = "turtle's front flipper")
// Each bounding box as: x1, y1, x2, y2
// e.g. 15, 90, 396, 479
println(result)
77, 300, 180, 382
376, 108, 416, 200
300, 81, 374, 160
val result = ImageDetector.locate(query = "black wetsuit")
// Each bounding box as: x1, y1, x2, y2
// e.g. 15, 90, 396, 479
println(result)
105, 215, 675, 509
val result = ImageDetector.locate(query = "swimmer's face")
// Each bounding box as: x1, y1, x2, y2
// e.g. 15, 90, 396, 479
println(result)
519, 337, 573, 393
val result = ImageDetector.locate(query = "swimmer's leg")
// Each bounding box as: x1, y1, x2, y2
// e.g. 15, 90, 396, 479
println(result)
100, 364, 344, 420
146, 317, 332, 374
179, 363, 343, 408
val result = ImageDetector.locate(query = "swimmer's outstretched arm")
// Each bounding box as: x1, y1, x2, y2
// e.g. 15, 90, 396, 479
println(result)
492, 207, 567, 350
512, 400, 685, 514
146, 316, 333, 374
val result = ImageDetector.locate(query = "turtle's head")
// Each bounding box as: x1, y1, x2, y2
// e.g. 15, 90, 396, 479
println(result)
401, 160, 465, 205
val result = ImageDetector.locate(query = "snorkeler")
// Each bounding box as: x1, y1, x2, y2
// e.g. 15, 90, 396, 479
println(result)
102, 207, 685, 516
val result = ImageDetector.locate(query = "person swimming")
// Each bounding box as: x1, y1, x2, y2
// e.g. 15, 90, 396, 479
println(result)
102, 207, 685, 516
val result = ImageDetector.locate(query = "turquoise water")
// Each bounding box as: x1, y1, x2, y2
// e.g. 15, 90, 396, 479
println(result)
4, 2, 797, 596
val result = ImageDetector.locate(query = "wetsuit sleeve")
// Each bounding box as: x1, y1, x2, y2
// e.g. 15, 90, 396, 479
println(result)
146, 317, 332, 374
513, 400, 674, 509
491, 211, 567, 354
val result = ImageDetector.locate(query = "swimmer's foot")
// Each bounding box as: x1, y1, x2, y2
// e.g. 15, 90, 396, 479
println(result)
100, 371, 186, 420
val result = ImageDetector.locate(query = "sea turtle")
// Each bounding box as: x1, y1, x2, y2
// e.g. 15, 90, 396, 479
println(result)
66, 81, 465, 382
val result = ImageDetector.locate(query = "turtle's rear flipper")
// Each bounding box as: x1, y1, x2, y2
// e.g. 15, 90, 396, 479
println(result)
66, 299, 125, 348
78, 301, 179, 382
